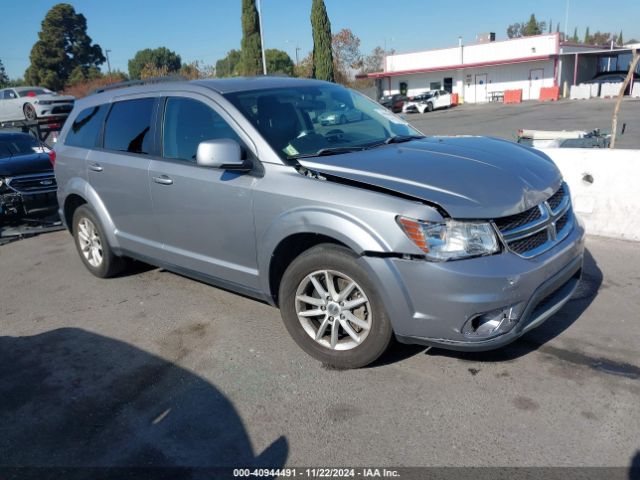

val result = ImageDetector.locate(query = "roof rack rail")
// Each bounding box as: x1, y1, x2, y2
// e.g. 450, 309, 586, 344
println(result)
90, 75, 188, 95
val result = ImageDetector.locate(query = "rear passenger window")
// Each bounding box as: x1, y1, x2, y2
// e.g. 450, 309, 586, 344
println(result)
162, 97, 242, 162
104, 98, 155, 155
65, 104, 108, 148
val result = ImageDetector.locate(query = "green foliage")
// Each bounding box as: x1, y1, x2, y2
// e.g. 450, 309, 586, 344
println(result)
25, 3, 105, 91
584, 27, 591, 44
239, 0, 263, 76
310, 0, 334, 82
128, 47, 181, 80
572, 27, 579, 42
265, 49, 294, 76
67, 65, 102, 86
618, 31, 624, 46
0, 59, 8, 88
215, 49, 242, 77
522, 14, 545, 36
507, 23, 523, 38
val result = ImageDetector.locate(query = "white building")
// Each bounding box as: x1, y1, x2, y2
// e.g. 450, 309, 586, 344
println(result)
363, 33, 635, 103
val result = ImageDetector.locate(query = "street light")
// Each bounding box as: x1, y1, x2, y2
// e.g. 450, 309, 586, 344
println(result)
105, 49, 112, 76
257, 0, 267, 75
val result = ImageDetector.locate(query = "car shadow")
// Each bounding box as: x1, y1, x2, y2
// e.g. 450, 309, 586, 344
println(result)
0, 328, 288, 480
424, 248, 603, 363
630, 450, 640, 480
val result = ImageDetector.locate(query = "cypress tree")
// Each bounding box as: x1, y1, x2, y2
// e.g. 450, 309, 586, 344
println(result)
618, 30, 624, 45
572, 27, 579, 42
584, 27, 591, 44
240, 0, 263, 76
310, 0, 334, 82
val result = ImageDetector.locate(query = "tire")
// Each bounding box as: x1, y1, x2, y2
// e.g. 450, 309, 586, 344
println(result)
426, 102, 434, 112
72, 205, 126, 278
279, 244, 393, 368
23, 103, 37, 121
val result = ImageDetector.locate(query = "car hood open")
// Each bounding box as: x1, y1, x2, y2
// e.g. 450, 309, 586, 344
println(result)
298, 136, 562, 219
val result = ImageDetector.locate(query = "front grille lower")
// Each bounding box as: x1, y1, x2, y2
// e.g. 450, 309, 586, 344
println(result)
494, 183, 573, 258
6, 173, 57, 194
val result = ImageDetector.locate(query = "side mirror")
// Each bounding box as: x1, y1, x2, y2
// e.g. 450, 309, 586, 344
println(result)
196, 139, 246, 170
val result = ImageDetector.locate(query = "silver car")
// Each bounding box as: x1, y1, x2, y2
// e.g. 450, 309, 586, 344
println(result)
54, 77, 585, 368
0, 86, 75, 122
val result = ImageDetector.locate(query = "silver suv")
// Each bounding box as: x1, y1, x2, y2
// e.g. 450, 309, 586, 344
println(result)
55, 77, 585, 368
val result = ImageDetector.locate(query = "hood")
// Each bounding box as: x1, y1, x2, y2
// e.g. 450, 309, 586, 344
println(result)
298, 136, 562, 219
0, 152, 53, 177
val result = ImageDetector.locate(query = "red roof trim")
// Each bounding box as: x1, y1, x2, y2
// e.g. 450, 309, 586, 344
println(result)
365, 54, 554, 78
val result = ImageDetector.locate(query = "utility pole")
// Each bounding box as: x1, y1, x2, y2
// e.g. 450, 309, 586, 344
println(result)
295, 44, 301, 66
257, 0, 267, 75
105, 49, 112, 76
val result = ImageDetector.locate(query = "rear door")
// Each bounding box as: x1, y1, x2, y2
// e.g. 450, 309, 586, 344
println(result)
86, 96, 162, 257
148, 93, 260, 289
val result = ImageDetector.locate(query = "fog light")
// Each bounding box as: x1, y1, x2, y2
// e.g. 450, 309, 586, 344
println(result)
462, 307, 518, 339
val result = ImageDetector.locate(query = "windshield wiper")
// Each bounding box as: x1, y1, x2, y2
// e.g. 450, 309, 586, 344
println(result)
289, 146, 368, 159
383, 134, 425, 144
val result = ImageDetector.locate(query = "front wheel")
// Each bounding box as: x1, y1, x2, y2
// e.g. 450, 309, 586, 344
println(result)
279, 244, 393, 368
426, 102, 434, 112
23, 103, 37, 121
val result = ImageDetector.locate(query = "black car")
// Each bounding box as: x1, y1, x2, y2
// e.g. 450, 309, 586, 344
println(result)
378, 94, 406, 113
0, 132, 58, 225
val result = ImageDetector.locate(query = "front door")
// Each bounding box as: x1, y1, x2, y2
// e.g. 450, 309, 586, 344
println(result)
475, 74, 488, 103
529, 68, 544, 100
148, 94, 260, 290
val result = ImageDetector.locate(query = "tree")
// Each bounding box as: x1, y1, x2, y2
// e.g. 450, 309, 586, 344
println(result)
293, 52, 313, 78
584, 27, 591, 44
0, 59, 9, 88
618, 30, 624, 45
310, 0, 334, 82
239, 0, 263, 76
507, 22, 523, 39
265, 49, 294, 76
361, 46, 391, 74
25, 3, 105, 91
215, 49, 242, 77
332, 28, 361, 82
590, 31, 613, 45
572, 27, 579, 42
128, 47, 181, 80
67, 65, 102, 86
522, 14, 545, 36
548, 19, 553, 34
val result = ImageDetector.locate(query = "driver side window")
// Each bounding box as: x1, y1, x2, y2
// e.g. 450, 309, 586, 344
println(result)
162, 97, 243, 162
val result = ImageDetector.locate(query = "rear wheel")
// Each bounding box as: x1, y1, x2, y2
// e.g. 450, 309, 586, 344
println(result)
279, 244, 393, 368
72, 205, 126, 278
23, 103, 37, 121
426, 102, 434, 112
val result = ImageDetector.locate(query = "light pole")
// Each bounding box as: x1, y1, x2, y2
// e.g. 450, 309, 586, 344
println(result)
257, 0, 267, 75
105, 49, 112, 76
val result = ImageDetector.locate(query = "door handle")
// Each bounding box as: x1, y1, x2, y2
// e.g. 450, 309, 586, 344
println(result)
153, 175, 173, 185
88, 163, 103, 172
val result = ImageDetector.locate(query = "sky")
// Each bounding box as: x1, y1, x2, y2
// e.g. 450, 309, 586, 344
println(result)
1, 0, 639, 79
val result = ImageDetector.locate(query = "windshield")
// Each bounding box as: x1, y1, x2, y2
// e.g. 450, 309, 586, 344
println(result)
18, 88, 52, 97
224, 84, 422, 159
0, 135, 40, 159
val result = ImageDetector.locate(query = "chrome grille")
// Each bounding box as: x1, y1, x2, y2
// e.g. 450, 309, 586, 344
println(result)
6, 173, 57, 194
494, 183, 573, 258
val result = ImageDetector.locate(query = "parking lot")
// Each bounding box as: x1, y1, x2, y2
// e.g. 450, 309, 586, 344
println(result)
2, 228, 640, 471
406, 98, 640, 149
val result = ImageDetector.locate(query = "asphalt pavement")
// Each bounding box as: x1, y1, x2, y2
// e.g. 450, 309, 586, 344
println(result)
1, 231, 639, 472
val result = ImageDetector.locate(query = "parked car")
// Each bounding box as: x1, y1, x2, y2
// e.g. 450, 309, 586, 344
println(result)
55, 77, 584, 368
403, 90, 452, 113
517, 129, 611, 148
584, 71, 639, 95
318, 102, 364, 125
379, 94, 406, 113
0, 132, 58, 224
0, 86, 75, 122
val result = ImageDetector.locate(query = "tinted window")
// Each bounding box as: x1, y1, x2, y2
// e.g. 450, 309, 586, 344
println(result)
65, 104, 108, 148
3, 90, 16, 100
104, 98, 155, 155
18, 88, 50, 97
0, 135, 39, 158
162, 97, 242, 162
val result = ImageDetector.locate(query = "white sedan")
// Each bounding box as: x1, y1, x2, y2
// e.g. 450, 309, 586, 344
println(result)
0, 86, 75, 123
402, 90, 452, 114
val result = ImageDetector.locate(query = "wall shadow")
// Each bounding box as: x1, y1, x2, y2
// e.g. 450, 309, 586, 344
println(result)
425, 247, 603, 363
0, 328, 288, 479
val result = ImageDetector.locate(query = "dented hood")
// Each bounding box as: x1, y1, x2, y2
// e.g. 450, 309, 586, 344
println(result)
298, 136, 562, 219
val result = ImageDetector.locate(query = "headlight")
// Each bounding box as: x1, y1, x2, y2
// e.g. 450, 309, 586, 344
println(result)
36, 100, 52, 105
397, 216, 500, 261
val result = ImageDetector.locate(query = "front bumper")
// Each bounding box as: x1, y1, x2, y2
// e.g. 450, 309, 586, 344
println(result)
35, 103, 74, 117
0, 191, 58, 219
359, 217, 586, 351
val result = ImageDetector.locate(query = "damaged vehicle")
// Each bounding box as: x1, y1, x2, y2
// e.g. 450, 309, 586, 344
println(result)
54, 77, 585, 368
0, 132, 58, 226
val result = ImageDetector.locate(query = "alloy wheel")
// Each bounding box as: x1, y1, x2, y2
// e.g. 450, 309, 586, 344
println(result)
77, 217, 103, 267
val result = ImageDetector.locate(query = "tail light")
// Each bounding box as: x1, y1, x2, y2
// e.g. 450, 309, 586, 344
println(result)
48, 149, 56, 167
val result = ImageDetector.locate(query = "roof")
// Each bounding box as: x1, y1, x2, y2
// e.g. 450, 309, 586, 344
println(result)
193, 76, 331, 93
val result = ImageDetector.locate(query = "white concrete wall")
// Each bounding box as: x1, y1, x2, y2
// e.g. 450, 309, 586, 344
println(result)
540, 148, 640, 241
385, 34, 558, 73
383, 60, 555, 102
